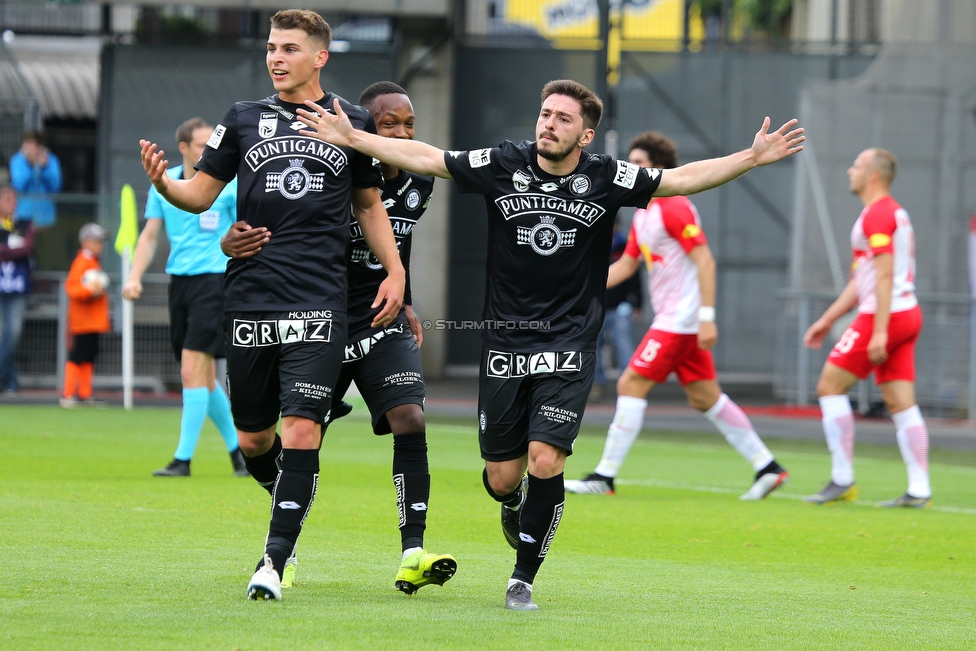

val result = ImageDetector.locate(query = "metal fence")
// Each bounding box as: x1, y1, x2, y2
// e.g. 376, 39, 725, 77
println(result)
775, 290, 975, 417
17, 271, 176, 393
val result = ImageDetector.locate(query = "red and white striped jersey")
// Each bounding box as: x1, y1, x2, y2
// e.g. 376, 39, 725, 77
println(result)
850, 195, 917, 314
625, 196, 708, 334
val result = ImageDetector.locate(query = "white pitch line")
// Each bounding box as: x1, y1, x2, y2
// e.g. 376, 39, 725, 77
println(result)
614, 478, 976, 515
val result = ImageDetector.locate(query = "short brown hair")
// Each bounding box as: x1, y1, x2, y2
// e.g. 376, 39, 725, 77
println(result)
541, 80, 603, 131
869, 148, 897, 185
175, 117, 211, 146
22, 130, 43, 146
629, 131, 678, 169
270, 9, 331, 50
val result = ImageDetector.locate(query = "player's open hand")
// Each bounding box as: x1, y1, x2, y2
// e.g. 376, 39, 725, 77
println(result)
370, 274, 405, 329
121, 278, 142, 301
803, 318, 831, 349
139, 140, 169, 191
867, 331, 888, 365
221, 221, 270, 259
405, 304, 424, 348
297, 98, 355, 147
751, 117, 804, 166
698, 321, 718, 350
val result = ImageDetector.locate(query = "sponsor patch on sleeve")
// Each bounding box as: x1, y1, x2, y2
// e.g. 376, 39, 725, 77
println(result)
613, 160, 639, 189
868, 233, 892, 248
207, 125, 226, 149
468, 148, 492, 168
681, 224, 702, 239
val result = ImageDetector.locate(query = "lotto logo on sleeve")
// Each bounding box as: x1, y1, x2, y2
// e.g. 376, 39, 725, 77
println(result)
233, 318, 332, 347
485, 350, 582, 378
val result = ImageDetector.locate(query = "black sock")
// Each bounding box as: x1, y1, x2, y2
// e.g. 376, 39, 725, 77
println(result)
483, 468, 526, 509
512, 473, 564, 585
393, 431, 430, 551
244, 434, 282, 496
757, 459, 785, 480
260, 448, 319, 577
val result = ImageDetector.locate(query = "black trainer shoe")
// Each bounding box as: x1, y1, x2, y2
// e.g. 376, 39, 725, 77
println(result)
230, 448, 250, 477
501, 475, 528, 550
325, 401, 354, 425
152, 458, 190, 477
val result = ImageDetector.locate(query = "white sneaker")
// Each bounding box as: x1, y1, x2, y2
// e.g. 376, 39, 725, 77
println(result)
740, 471, 789, 500
246, 554, 282, 601
564, 473, 615, 495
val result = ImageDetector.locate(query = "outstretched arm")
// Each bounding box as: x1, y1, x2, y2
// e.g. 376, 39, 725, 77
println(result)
139, 140, 227, 213
297, 99, 453, 180
655, 117, 804, 197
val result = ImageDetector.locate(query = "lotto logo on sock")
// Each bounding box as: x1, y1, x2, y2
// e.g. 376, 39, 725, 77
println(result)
277, 501, 302, 510
410, 502, 427, 512
519, 533, 537, 544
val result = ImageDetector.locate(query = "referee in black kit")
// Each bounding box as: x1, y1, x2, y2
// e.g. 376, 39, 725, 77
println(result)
138, 9, 404, 601
298, 78, 803, 610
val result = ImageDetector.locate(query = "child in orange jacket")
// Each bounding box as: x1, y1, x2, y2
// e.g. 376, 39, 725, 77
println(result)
61, 223, 111, 407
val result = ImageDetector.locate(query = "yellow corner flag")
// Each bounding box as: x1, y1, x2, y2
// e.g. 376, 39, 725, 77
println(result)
116, 183, 138, 256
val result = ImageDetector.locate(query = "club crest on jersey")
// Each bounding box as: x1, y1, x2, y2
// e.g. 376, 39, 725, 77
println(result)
569, 174, 591, 196
512, 169, 531, 192
405, 188, 422, 210
258, 112, 278, 138
517, 216, 576, 256
266, 159, 325, 200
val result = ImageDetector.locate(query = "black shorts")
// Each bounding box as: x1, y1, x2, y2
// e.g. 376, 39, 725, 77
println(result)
224, 310, 346, 433
68, 333, 100, 364
333, 325, 425, 435
168, 273, 225, 362
478, 347, 595, 461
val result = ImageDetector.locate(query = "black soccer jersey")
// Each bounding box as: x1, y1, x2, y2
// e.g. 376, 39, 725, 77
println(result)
196, 93, 382, 312
346, 170, 433, 340
444, 140, 663, 352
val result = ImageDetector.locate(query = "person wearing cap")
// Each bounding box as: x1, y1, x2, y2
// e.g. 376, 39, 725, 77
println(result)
61, 223, 111, 407
0, 185, 33, 394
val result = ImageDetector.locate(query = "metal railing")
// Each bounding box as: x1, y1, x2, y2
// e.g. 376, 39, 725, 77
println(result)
774, 289, 975, 417
17, 271, 176, 393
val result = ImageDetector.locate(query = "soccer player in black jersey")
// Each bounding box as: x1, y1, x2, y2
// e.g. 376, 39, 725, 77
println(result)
223, 81, 456, 596
297, 79, 804, 610
138, 10, 405, 602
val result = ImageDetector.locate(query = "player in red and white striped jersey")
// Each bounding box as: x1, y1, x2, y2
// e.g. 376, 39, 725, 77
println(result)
803, 148, 931, 508
565, 132, 789, 500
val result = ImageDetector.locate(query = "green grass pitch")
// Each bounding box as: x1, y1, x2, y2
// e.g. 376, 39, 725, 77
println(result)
2, 403, 975, 650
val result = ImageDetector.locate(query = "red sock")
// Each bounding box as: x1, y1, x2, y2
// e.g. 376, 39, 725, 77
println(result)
78, 363, 94, 400
63, 362, 79, 398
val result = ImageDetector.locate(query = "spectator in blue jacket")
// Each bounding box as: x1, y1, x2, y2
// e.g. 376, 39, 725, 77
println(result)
10, 130, 62, 228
